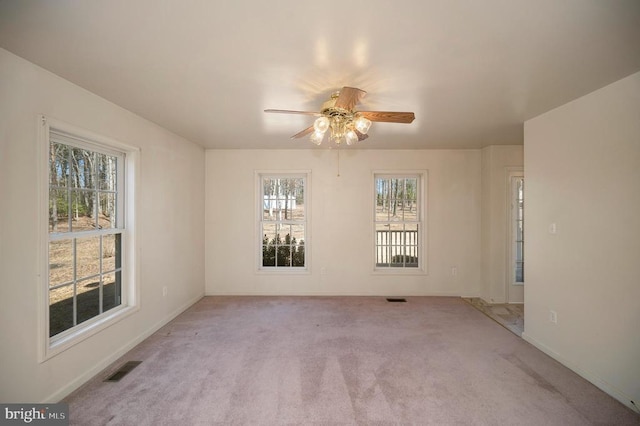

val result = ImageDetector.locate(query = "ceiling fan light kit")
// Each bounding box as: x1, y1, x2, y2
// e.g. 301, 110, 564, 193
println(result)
265, 87, 415, 146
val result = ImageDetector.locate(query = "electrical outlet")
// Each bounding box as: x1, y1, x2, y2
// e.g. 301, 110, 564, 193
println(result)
162, 286, 168, 297
451, 266, 458, 276
549, 310, 557, 324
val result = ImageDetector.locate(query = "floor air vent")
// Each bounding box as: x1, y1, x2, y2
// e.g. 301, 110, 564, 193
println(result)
386, 298, 407, 303
104, 361, 142, 382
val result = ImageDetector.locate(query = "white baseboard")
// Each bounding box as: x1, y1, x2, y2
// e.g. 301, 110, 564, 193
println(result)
522, 332, 638, 412
204, 291, 464, 297
45, 292, 204, 403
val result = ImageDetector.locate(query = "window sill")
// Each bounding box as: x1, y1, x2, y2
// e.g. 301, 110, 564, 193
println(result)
256, 268, 310, 275
41, 304, 138, 362
372, 267, 427, 276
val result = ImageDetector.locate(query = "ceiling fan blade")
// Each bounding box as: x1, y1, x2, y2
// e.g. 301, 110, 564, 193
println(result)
291, 126, 314, 139
264, 109, 321, 116
334, 87, 367, 111
355, 130, 369, 142
358, 111, 415, 123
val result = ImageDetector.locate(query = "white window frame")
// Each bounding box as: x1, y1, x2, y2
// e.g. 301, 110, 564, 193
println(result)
373, 171, 427, 274
38, 115, 139, 361
256, 171, 310, 274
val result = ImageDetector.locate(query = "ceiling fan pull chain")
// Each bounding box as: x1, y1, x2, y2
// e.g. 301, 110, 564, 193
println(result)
337, 149, 341, 178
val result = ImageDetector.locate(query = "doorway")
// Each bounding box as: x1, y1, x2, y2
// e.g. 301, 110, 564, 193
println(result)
507, 171, 524, 304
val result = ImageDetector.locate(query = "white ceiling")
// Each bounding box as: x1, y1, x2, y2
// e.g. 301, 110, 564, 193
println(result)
1, 1, 639, 149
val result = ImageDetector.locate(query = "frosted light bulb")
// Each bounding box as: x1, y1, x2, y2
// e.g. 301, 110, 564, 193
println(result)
354, 117, 372, 134
313, 116, 330, 133
345, 130, 358, 146
310, 130, 324, 145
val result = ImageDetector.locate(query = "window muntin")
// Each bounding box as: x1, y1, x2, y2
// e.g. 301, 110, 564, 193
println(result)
48, 132, 124, 338
260, 175, 306, 269
375, 175, 421, 268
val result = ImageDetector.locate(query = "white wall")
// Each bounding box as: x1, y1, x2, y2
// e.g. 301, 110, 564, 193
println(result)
0, 49, 205, 402
480, 145, 524, 303
523, 72, 640, 408
205, 149, 482, 296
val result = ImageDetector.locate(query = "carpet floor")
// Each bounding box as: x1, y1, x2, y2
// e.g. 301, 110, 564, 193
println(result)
64, 296, 639, 425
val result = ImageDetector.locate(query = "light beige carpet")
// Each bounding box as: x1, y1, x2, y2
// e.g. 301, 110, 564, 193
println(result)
64, 297, 638, 425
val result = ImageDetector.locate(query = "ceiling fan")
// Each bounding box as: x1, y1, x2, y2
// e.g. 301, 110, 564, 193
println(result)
265, 87, 415, 146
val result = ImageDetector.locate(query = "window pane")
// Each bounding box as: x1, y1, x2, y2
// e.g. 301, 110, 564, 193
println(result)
292, 238, 305, 267
375, 179, 390, 221
262, 223, 276, 266
50, 142, 70, 187
103, 271, 121, 312
276, 224, 293, 267
403, 178, 418, 221
276, 223, 290, 244
388, 200, 402, 220
49, 187, 69, 233
49, 240, 74, 286
96, 153, 118, 191
289, 224, 305, 267
263, 178, 277, 220
516, 262, 524, 283
76, 278, 100, 325
405, 178, 418, 202
375, 198, 389, 221
388, 226, 405, 266
262, 223, 276, 243
99, 192, 117, 229
276, 245, 292, 267
402, 224, 419, 267
71, 190, 96, 231
282, 178, 303, 220
262, 244, 276, 266
281, 180, 292, 220
263, 178, 277, 197
516, 222, 524, 242
102, 234, 121, 273
50, 284, 74, 337
70, 148, 94, 190
403, 203, 418, 222
290, 224, 304, 244
76, 236, 100, 280
516, 241, 524, 263
375, 224, 390, 266
291, 178, 305, 220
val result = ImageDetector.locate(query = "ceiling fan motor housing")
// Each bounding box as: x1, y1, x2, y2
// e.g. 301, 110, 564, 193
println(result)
321, 92, 354, 120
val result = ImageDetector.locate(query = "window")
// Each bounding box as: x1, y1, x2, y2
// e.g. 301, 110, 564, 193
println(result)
40, 116, 138, 359
259, 173, 307, 270
374, 174, 423, 269
511, 176, 525, 283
